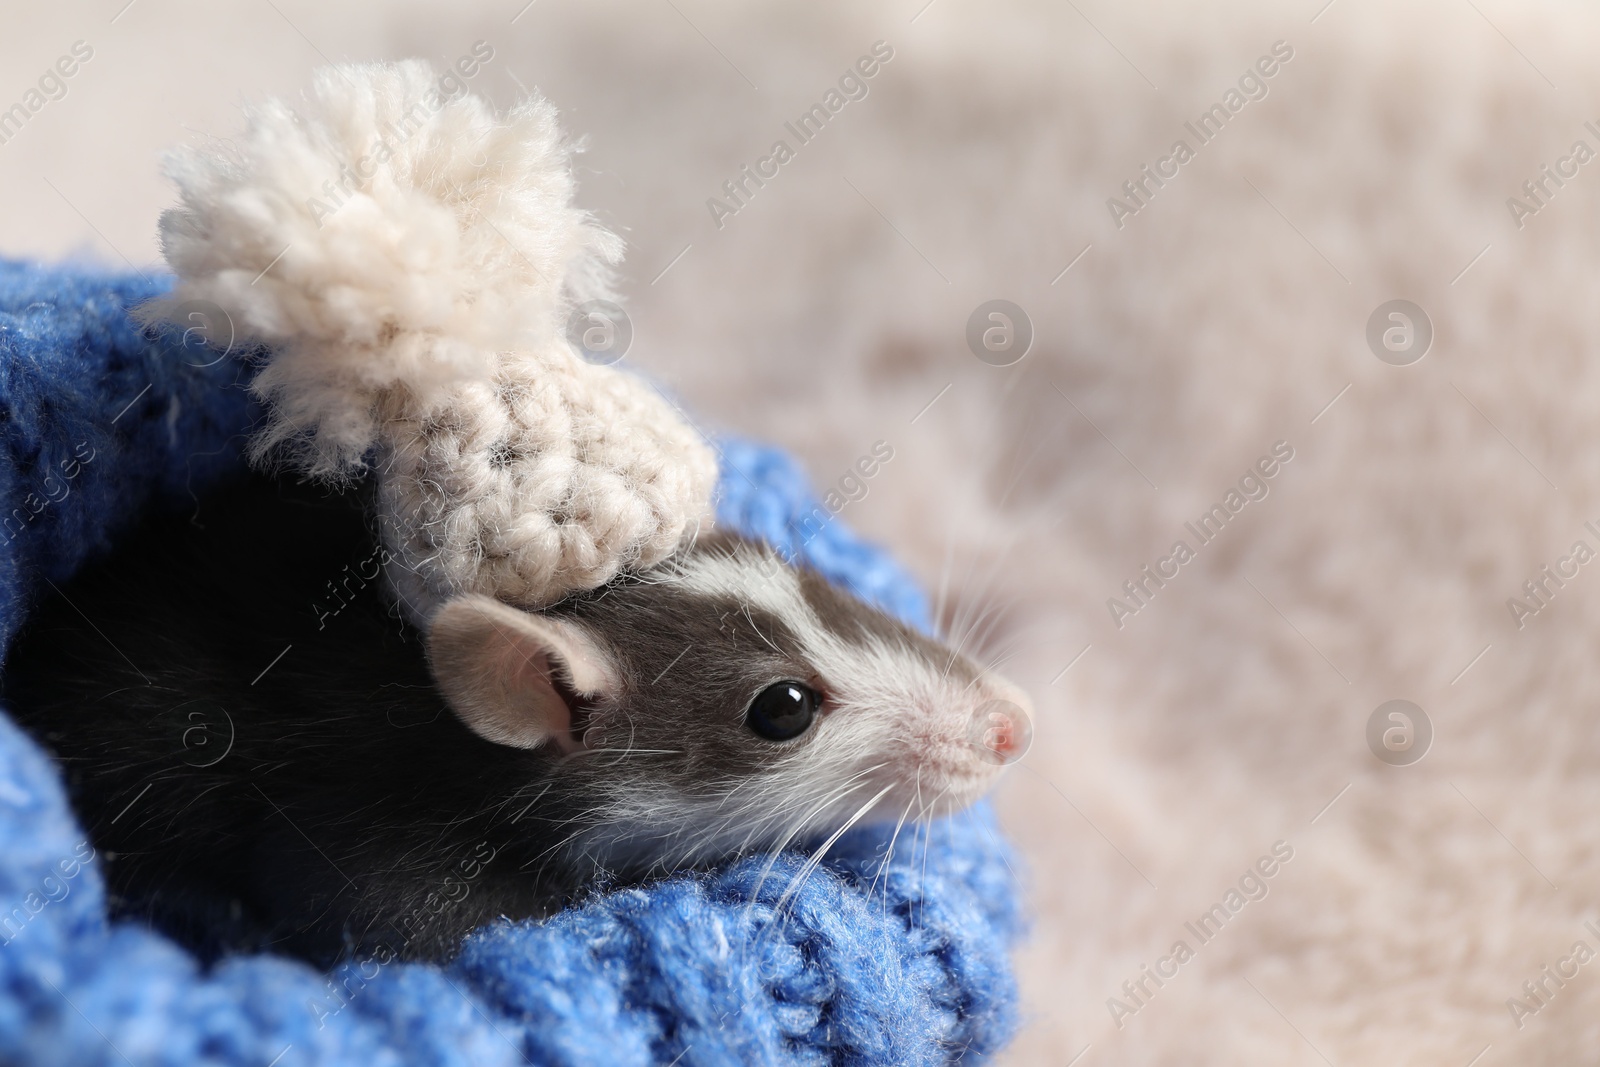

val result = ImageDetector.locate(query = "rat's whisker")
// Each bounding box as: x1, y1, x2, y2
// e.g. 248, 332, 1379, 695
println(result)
945, 596, 1013, 679
738, 776, 877, 930
763, 781, 895, 942
913, 785, 952, 931
942, 559, 988, 659
933, 524, 958, 642
501, 779, 556, 825
964, 599, 1017, 664
716, 782, 842, 862
661, 759, 893, 873
742, 603, 785, 656
977, 641, 1028, 680
560, 747, 684, 765
940, 527, 1030, 675
866, 793, 918, 901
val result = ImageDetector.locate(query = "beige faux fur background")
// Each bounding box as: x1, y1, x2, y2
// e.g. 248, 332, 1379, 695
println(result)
6, 0, 1600, 1062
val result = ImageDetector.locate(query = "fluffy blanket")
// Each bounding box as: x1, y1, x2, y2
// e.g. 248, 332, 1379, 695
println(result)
0, 258, 1018, 1067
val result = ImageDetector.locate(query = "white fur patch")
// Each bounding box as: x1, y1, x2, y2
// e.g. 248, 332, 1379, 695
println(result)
676, 547, 805, 623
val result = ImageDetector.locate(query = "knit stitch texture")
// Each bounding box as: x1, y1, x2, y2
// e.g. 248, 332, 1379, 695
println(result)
0, 259, 1021, 1067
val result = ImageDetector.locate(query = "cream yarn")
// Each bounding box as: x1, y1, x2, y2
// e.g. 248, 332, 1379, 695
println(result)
145, 60, 717, 620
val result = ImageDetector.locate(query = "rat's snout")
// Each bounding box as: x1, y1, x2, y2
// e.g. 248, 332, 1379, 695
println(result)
883, 673, 1035, 819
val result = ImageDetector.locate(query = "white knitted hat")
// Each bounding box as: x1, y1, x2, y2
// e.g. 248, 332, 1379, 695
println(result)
144, 60, 718, 622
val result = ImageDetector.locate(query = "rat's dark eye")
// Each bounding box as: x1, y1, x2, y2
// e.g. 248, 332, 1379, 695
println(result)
745, 681, 820, 741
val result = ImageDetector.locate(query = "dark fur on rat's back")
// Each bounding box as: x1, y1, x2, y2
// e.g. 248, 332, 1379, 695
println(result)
3, 473, 974, 966
5, 475, 571, 964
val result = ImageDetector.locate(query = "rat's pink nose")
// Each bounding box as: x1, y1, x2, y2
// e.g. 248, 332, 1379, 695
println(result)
968, 697, 1033, 765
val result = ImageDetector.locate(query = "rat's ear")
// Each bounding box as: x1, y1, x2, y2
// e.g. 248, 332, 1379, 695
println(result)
425, 595, 619, 754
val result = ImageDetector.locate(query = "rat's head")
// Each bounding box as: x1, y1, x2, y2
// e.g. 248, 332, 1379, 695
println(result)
424, 532, 1032, 875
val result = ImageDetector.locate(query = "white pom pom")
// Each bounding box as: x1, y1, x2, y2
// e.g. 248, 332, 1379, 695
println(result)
147, 61, 719, 617
151, 59, 622, 477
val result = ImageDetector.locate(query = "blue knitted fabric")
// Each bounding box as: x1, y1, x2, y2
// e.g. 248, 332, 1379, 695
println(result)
0, 259, 1020, 1067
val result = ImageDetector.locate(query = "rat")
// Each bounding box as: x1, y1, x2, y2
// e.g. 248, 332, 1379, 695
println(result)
2, 473, 1031, 966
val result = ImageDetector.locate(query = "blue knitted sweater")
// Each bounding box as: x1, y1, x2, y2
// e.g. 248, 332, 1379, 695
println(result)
0, 259, 1020, 1067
